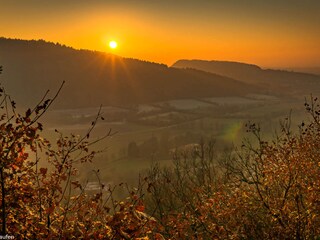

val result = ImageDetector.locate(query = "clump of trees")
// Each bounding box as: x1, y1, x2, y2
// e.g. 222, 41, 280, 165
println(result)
1, 65, 320, 239
145, 97, 320, 239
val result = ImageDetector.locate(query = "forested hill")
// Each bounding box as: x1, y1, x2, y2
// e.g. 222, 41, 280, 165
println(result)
0, 38, 259, 109
173, 59, 320, 95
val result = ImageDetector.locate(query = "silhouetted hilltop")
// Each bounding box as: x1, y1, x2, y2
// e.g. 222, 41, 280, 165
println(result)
0, 38, 258, 108
172, 59, 320, 95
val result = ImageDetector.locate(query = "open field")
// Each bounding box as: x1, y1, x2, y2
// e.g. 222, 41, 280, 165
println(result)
38, 94, 309, 185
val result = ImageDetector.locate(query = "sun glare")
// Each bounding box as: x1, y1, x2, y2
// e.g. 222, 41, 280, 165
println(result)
109, 41, 117, 49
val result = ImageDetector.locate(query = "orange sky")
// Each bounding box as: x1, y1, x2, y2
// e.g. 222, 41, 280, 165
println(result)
1, 1, 319, 67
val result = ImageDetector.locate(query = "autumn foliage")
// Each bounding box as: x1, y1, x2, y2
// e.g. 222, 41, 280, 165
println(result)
145, 98, 320, 239
0, 68, 158, 239
1, 65, 320, 239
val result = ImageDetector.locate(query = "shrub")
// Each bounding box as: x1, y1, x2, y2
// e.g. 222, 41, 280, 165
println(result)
145, 97, 320, 239
0, 68, 159, 239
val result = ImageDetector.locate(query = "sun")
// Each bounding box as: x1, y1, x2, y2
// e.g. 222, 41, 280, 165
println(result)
109, 40, 117, 49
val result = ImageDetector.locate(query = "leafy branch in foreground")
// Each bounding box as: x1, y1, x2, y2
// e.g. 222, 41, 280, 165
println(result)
0, 68, 160, 239
145, 97, 320, 239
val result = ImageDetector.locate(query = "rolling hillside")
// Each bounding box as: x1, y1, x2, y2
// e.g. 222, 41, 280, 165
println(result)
0, 38, 259, 109
172, 59, 320, 96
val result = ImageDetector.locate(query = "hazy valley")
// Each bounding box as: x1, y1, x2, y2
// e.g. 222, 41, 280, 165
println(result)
1, 37, 320, 185
2, 0, 320, 237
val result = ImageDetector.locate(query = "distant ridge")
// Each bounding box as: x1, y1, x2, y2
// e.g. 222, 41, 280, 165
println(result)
0, 38, 258, 108
172, 59, 320, 95
173, 59, 261, 83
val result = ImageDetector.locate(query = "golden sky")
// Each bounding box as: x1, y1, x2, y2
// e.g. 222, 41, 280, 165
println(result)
1, 0, 319, 67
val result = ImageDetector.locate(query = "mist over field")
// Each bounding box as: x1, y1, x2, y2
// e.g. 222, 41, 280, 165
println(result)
1, 37, 320, 185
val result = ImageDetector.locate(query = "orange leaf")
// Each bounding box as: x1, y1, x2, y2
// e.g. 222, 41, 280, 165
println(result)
40, 167, 47, 175
135, 205, 145, 212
